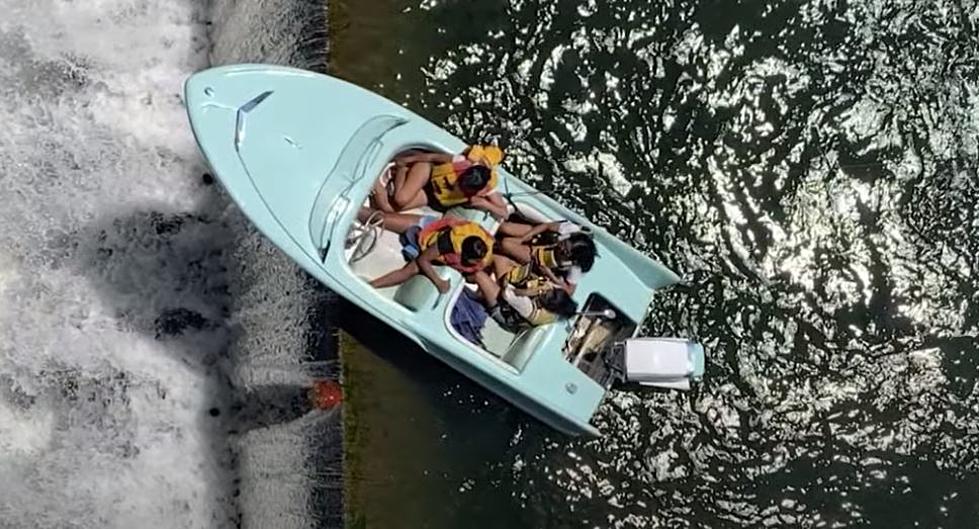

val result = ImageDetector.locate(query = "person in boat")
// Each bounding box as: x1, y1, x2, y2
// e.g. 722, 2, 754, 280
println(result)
360, 208, 495, 294
469, 270, 577, 333
495, 228, 597, 294
372, 144, 510, 219
489, 253, 570, 306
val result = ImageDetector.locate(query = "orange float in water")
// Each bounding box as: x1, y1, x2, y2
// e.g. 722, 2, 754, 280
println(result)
309, 380, 343, 410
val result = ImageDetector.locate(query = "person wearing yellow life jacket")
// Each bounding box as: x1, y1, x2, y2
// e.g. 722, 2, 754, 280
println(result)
469, 270, 578, 333
491, 253, 565, 303
499, 261, 554, 295
372, 144, 509, 219
496, 229, 597, 295
361, 208, 494, 293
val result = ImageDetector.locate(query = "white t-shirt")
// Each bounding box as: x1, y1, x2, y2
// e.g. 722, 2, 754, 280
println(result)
549, 222, 584, 284
556, 221, 582, 240
501, 286, 535, 319
563, 265, 584, 284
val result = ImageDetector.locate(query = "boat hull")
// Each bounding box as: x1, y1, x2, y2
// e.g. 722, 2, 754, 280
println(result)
184, 64, 683, 436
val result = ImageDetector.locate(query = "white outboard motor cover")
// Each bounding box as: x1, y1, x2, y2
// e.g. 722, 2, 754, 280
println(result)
620, 338, 705, 391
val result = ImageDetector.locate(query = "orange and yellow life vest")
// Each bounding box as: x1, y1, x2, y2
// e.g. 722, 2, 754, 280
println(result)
503, 263, 554, 294
418, 217, 494, 273
428, 145, 503, 207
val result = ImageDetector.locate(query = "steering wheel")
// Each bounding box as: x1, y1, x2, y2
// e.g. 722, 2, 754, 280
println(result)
346, 210, 385, 263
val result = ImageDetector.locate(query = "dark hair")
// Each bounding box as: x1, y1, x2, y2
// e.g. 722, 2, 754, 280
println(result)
563, 233, 597, 272
460, 236, 488, 263
459, 165, 492, 193
539, 289, 578, 318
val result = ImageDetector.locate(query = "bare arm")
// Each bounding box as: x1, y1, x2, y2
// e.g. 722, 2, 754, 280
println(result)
469, 193, 510, 220
538, 265, 563, 286
518, 221, 562, 243
470, 270, 500, 307
512, 286, 539, 297
417, 245, 450, 294
536, 264, 575, 295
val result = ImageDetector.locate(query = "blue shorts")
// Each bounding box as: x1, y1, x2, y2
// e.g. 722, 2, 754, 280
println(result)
399, 215, 439, 261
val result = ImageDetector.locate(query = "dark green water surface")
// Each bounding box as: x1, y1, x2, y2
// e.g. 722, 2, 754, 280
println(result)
334, 1, 979, 527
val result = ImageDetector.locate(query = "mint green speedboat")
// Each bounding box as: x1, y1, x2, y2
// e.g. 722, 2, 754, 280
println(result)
184, 64, 704, 437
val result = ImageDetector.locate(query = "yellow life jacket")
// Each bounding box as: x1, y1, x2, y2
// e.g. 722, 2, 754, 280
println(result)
466, 144, 504, 166
418, 217, 494, 273
428, 145, 502, 207
504, 263, 554, 294
531, 245, 560, 269
525, 305, 557, 326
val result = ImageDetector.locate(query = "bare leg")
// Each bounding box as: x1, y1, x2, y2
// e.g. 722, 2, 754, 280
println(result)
370, 261, 420, 289
392, 148, 428, 164
492, 254, 520, 280
499, 237, 533, 264
357, 208, 424, 234
393, 162, 433, 210
396, 190, 428, 211
471, 271, 501, 308
497, 221, 533, 238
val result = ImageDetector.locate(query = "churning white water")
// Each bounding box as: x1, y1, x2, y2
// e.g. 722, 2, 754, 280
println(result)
0, 1, 237, 527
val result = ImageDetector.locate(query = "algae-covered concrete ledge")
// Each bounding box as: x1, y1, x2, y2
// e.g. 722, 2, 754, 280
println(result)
204, 0, 343, 527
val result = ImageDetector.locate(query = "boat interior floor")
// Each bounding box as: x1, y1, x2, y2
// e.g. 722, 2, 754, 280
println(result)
343, 158, 527, 360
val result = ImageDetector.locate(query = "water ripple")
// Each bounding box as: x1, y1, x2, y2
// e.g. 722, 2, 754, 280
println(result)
395, 0, 979, 526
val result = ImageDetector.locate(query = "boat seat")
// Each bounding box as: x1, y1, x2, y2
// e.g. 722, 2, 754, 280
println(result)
394, 272, 454, 312
501, 325, 555, 371
393, 207, 497, 312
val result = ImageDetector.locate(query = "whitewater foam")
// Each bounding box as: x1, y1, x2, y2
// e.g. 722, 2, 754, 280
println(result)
0, 1, 235, 528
